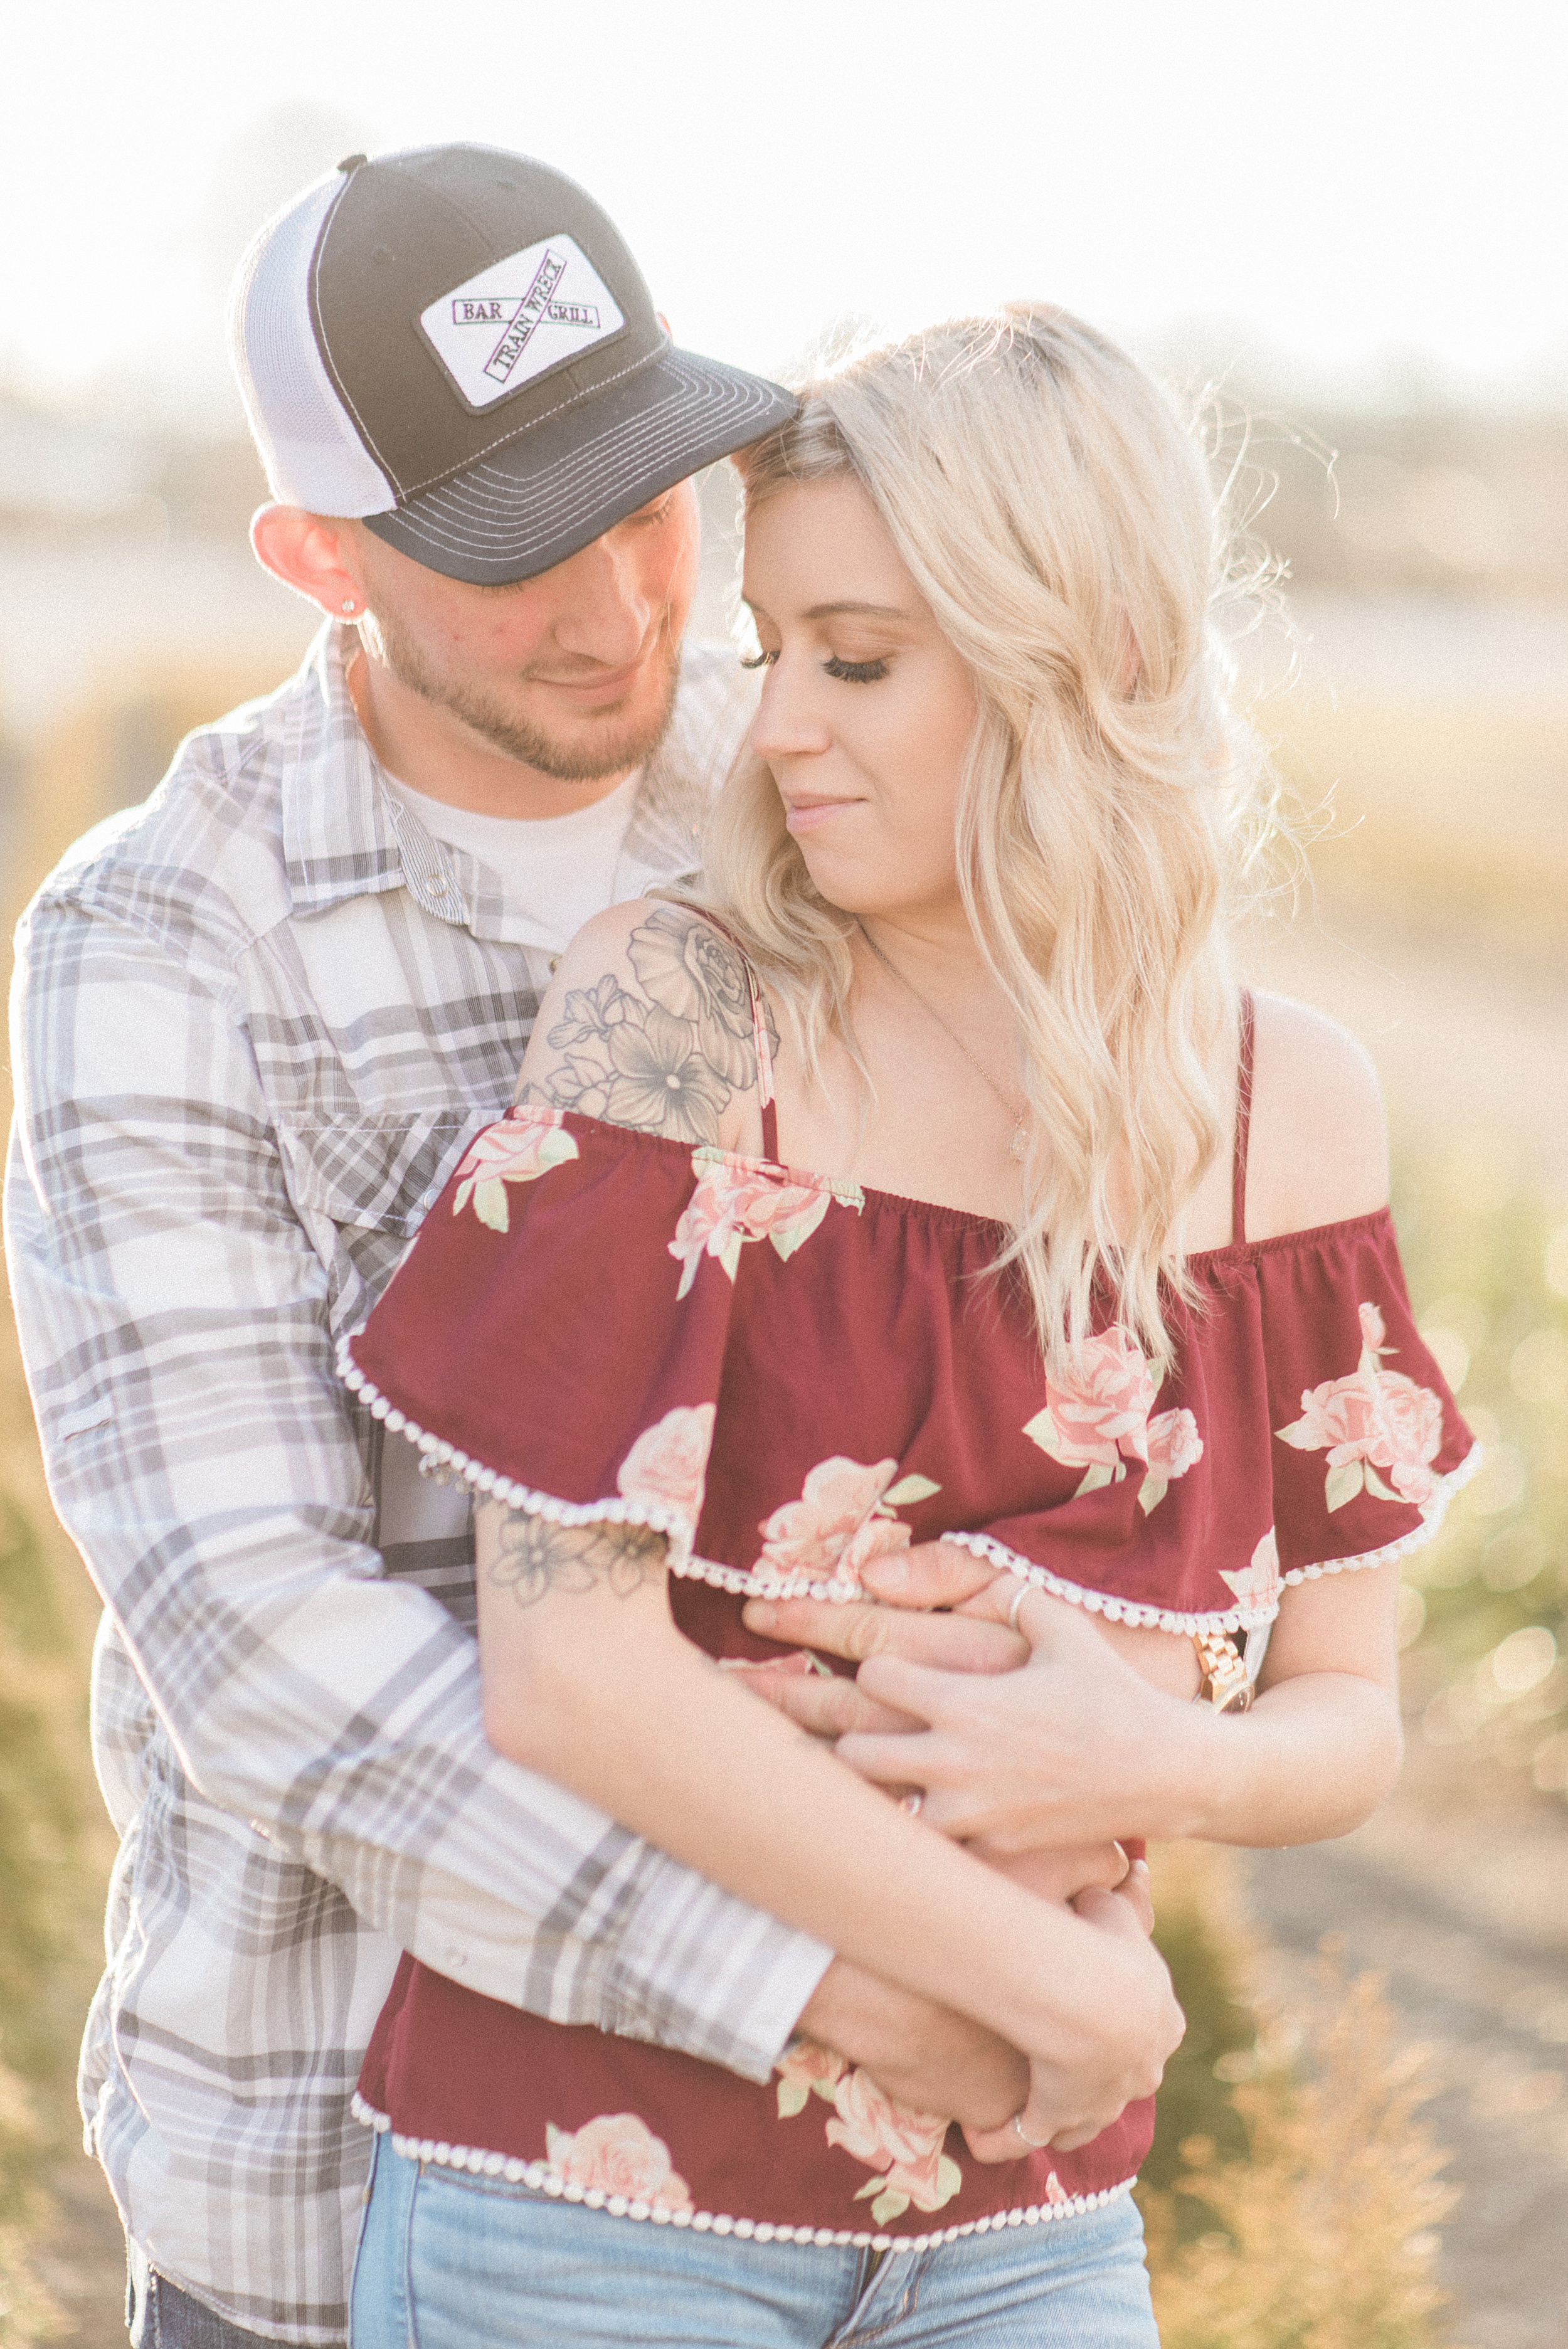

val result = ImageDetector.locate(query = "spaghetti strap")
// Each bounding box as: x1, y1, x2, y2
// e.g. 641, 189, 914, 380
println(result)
746, 962, 779, 1162
687, 911, 778, 1160
1232, 989, 1256, 1246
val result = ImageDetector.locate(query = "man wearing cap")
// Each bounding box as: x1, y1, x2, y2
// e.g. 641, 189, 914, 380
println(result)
5, 149, 1033, 2346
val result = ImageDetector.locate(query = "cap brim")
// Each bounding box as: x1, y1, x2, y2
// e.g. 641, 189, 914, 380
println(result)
363, 347, 796, 584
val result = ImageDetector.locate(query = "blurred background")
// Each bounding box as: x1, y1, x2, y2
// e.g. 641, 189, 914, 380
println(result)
0, 6, 1564, 2345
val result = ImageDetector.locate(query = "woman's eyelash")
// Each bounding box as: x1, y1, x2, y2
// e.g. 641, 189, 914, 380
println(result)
738, 650, 890, 682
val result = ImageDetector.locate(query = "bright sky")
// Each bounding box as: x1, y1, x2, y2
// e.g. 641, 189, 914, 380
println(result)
4, 0, 1565, 418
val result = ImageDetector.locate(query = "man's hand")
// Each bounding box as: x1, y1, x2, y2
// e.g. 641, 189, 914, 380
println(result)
794, 1959, 1027, 2132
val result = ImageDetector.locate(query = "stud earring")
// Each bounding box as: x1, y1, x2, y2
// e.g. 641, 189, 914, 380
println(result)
341, 598, 358, 615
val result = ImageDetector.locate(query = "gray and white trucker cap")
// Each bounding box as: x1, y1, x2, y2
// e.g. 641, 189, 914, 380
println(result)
228, 144, 796, 584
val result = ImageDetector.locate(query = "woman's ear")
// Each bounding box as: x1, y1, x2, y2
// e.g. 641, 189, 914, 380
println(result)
250, 506, 369, 620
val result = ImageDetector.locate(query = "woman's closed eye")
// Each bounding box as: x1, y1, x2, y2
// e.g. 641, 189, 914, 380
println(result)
738, 649, 891, 683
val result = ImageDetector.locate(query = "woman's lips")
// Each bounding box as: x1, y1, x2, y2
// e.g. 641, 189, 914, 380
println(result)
784, 798, 861, 835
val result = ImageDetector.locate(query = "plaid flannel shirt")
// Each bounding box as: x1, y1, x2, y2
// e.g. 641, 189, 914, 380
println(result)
4, 624, 831, 2343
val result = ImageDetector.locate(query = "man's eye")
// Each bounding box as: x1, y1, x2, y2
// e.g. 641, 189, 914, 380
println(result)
824, 655, 890, 684
739, 649, 778, 671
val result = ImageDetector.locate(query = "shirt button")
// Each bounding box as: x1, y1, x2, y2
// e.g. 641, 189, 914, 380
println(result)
428, 877, 450, 898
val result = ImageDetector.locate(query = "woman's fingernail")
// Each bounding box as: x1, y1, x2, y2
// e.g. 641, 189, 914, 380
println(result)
744, 1599, 776, 1630
864, 1558, 909, 1593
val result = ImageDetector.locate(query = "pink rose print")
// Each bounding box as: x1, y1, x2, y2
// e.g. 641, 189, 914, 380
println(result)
616, 1405, 716, 1562
1024, 1328, 1202, 1513
867, 2148, 958, 2217
825, 2066, 963, 2223
451, 1105, 580, 1232
1044, 2170, 1069, 2206
668, 1148, 862, 1300
719, 1649, 833, 1693
1276, 1302, 1445, 1513
1024, 1327, 1157, 1473
543, 2112, 693, 2214
1141, 1407, 1204, 1515
756, 1456, 911, 1589
774, 2035, 848, 2118
1220, 1527, 1281, 1615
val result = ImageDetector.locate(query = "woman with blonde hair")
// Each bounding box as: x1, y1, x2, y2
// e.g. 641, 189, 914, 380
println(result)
344, 308, 1474, 2346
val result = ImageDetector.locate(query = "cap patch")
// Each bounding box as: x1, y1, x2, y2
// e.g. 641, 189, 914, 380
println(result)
419, 235, 626, 412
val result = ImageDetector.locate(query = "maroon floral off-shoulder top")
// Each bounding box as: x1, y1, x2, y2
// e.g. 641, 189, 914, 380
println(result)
341, 990, 1474, 2252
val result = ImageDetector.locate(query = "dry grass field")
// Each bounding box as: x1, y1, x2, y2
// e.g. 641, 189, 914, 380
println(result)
0, 559, 1564, 2346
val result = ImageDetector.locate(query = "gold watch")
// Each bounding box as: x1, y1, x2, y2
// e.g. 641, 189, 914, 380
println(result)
1193, 1628, 1253, 1713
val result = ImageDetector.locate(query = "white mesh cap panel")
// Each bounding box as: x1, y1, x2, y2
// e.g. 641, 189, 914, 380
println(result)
227, 172, 396, 516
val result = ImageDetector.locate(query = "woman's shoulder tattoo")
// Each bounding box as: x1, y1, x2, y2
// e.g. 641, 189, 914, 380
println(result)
519, 906, 777, 1145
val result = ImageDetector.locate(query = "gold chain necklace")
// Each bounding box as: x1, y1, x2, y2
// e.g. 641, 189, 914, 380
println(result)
855, 920, 1029, 1163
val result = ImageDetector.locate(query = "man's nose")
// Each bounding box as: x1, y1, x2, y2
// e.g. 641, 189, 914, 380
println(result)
550, 529, 655, 667
748, 655, 833, 763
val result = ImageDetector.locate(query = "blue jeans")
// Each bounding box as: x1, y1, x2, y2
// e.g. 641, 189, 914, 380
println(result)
350, 2135, 1160, 2348
127, 2259, 320, 2347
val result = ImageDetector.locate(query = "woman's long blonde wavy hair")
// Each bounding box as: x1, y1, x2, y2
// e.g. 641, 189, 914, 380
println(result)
689, 305, 1278, 1381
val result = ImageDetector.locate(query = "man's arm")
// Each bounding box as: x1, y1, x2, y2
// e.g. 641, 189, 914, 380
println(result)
5, 894, 827, 2079
474, 1507, 1180, 2151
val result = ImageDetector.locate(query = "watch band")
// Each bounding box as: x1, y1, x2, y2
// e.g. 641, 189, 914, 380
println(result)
1193, 1627, 1254, 1712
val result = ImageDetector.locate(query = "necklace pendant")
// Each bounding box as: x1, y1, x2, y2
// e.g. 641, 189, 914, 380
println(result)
1010, 1118, 1028, 1163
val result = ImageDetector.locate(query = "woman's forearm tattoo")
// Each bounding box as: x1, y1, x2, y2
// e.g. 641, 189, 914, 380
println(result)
487, 1512, 668, 1608
518, 906, 777, 1145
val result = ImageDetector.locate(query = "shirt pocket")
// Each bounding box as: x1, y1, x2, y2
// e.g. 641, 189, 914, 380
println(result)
275, 1110, 490, 1325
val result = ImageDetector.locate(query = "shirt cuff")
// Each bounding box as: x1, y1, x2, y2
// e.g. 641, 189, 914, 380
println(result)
598, 1852, 834, 2086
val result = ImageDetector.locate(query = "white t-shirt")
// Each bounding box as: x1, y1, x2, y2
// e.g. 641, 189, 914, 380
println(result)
390, 770, 643, 956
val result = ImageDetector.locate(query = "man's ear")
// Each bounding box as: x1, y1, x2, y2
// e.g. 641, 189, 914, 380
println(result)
251, 505, 369, 618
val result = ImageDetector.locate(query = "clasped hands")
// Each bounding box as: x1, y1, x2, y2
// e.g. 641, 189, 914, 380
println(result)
738, 1542, 1198, 2156
739, 1540, 1200, 1850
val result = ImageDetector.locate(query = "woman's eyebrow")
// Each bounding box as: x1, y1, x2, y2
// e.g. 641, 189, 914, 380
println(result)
802, 600, 916, 622
739, 595, 921, 627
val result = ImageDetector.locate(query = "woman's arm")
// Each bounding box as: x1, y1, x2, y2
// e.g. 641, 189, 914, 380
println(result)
476, 1505, 1182, 2148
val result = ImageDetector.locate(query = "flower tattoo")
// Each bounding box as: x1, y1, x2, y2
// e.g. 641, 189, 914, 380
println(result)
520, 907, 776, 1145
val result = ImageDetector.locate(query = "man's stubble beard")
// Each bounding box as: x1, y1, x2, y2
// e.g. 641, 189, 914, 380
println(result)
369, 608, 683, 784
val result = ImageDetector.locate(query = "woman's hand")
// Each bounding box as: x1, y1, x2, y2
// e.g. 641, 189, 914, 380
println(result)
980, 1838, 1146, 1919
743, 1538, 1407, 1848
745, 1549, 1200, 1846
966, 1866, 1179, 2158
956, 1852, 1162, 2161
839, 1583, 1197, 1848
